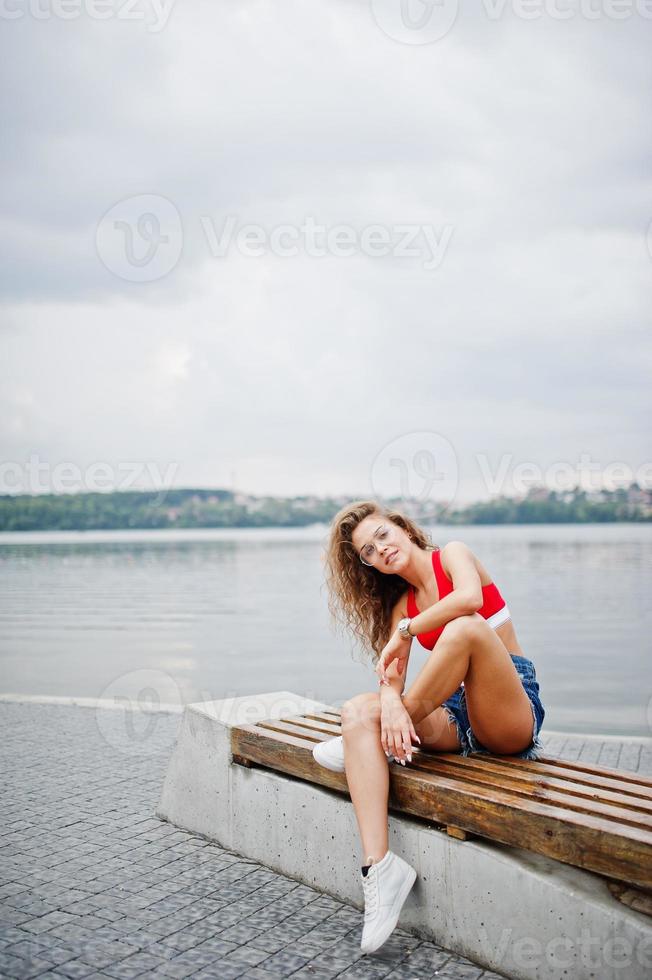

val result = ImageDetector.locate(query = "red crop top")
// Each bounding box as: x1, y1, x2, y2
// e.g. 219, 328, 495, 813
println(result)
406, 548, 510, 651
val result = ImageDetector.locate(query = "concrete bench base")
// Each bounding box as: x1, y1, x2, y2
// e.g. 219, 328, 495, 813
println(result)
156, 692, 652, 980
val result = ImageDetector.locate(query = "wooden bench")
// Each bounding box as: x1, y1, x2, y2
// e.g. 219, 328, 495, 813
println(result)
230, 705, 652, 908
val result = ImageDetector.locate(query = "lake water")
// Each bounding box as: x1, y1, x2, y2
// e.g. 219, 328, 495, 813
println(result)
0, 523, 650, 737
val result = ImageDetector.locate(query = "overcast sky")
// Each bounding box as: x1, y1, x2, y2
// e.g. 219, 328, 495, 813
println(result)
1, 0, 650, 506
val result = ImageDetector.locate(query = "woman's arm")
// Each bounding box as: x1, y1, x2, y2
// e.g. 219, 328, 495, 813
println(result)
379, 593, 411, 702
407, 541, 483, 637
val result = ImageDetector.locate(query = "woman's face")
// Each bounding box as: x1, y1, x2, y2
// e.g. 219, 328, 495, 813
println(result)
350, 515, 413, 574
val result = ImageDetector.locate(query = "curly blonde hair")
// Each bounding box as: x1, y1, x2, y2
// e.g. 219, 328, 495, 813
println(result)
323, 499, 438, 661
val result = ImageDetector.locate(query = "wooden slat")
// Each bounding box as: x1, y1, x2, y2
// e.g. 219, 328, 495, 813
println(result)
318, 710, 652, 795
306, 710, 343, 723
409, 755, 652, 829
231, 724, 350, 796
230, 722, 652, 891
413, 750, 652, 806
231, 724, 652, 848
261, 719, 652, 811
410, 750, 652, 811
425, 750, 652, 797
314, 719, 652, 799
258, 715, 342, 737
472, 753, 652, 795
251, 720, 652, 825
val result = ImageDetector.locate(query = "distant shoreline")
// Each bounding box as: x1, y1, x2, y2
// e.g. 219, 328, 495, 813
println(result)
0, 484, 650, 532
3, 523, 652, 549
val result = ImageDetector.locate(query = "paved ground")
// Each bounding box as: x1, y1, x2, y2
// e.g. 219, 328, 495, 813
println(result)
1, 702, 649, 980
536, 730, 652, 774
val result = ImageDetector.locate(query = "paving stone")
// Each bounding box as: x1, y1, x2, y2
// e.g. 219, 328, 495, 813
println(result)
3, 938, 54, 960
215, 922, 268, 944
286, 969, 342, 980
0, 909, 33, 927
155, 952, 219, 978
397, 944, 452, 972
382, 967, 436, 980
239, 970, 303, 980
100, 950, 170, 978
191, 935, 239, 958
31, 974, 70, 980
220, 945, 271, 967
435, 964, 485, 979
153, 933, 202, 953
256, 947, 312, 973
49, 960, 98, 979
336, 958, 399, 978
243, 930, 292, 954
306, 946, 364, 972
190, 964, 248, 980
117, 930, 166, 950
0, 950, 60, 979
42, 925, 99, 944
0, 927, 32, 945
287, 938, 329, 959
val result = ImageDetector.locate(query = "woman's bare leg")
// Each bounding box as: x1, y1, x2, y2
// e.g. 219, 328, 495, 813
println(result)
340, 690, 462, 863
341, 614, 535, 861
402, 614, 535, 753
340, 693, 389, 864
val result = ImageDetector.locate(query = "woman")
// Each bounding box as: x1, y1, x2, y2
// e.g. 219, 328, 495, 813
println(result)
314, 500, 546, 954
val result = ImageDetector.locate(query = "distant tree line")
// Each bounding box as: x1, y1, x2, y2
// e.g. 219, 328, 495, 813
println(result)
446, 487, 650, 525
0, 484, 650, 532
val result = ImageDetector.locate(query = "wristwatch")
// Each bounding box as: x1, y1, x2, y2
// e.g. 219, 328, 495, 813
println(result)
397, 617, 413, 640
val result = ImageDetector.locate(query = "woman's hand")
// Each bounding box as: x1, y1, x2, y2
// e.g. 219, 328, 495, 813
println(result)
375, 629, 411, 686
380, 694, 420, 763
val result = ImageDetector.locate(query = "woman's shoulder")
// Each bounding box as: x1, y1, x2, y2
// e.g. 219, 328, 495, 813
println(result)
439, 539, 471, 556
438, 540, 480, 578
439, 540, 495, 590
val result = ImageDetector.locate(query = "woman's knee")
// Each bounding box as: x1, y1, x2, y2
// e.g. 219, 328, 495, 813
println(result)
341, 691, 381, 734
440, 613, 484, 645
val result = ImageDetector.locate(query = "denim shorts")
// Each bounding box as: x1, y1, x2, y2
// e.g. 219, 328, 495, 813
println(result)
441, 654, 546, 761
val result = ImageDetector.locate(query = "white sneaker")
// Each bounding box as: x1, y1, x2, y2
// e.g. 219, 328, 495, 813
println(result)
312, 735, 397, 772
312, 735, 346, 772
360, 850, 417, 953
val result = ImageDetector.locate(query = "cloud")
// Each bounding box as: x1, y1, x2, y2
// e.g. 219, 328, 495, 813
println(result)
0, 1, 650, 498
